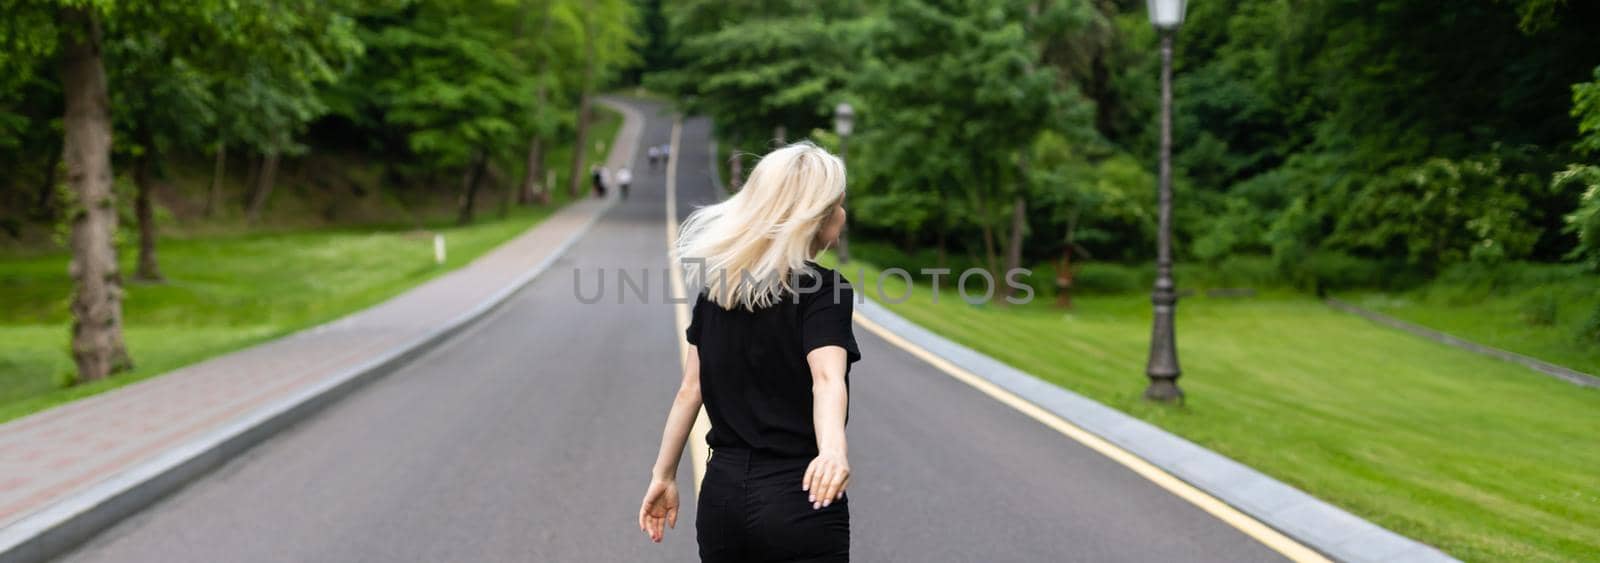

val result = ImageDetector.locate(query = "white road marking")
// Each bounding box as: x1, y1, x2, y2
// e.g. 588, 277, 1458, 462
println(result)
662, 118, 713, 497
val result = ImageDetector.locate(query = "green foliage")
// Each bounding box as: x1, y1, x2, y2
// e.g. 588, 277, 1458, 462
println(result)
1579, 301, 1600, 345
649, 0, 861, 148
1573, 66, 1600, 155
1331, 154, 1542, 268
1071, 262, 1140, 294
1520, 292, 1559, 326
1554, 165, 1600, 268
359, 1, 534, 168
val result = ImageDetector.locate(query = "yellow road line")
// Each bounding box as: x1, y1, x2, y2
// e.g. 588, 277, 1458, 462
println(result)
662, 118, 713, 496
852, 312, 1330, 563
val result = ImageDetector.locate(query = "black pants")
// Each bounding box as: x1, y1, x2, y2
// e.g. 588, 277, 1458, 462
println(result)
697, 447, 849, 562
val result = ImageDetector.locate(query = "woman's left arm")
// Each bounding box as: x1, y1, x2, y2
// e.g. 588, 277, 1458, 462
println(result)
803, 345, 851, 510
639, 345, 703, 543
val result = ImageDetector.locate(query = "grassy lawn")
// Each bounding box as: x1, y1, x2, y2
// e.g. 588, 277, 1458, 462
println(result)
0, 109, 621, 423
818, 254, 1600, 562
1343, 268, 1600, 376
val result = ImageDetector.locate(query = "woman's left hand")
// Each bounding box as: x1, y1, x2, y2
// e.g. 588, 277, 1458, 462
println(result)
802, 451, 850, 509
638, 477, 679, 543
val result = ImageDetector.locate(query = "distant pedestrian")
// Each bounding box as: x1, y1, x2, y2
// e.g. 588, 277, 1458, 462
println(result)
648, 146, 661, 170
591, 165, 607, 198
640, 141, 857, 562
617, 167, 633, 199
660, 144, 671, 165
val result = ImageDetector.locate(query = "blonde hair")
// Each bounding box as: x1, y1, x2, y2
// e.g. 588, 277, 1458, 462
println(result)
677, 141, 847, 311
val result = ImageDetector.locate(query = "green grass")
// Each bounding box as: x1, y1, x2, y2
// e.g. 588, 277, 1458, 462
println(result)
0, 108, 623, 423
1343, 267, 1600, 376
818, 253, 1600, 562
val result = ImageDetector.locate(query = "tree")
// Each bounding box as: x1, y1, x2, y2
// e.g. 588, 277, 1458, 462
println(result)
356, 0, 543, 224
57, 5, 133, 380
0, 0, 360, 382
512, 0, 582, 206
650, 0, 863, 190
852, 0, 1064, 287
563, 0, 637, 198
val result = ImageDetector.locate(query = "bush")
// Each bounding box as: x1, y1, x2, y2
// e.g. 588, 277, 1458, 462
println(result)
1274, 250, 1404, 293
1521, 293, 1559, 326
1073, 263, 1143, 294
1176, 255, 1281, 289
1435, 261, 1590, 294
1577, 302, 1600, 345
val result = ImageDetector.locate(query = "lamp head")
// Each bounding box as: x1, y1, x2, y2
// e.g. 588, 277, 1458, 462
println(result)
833, 102, 855, 137
1147, 0, 1187, 31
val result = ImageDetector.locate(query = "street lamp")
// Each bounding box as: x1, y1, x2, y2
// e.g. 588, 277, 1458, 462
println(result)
833, 102, 855, 264
1144, 0, 1186, 403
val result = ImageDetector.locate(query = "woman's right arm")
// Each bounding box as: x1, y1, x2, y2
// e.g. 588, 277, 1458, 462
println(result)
649, 346, 702, 481
639, 345, 702, 542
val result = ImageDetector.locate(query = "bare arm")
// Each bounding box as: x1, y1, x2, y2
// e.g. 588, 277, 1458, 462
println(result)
802, 345, 850, 509
639, 345, 701, 543
650, 345, 702, 480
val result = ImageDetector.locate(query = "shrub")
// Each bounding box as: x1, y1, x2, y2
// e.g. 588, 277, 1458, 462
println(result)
1520, 293, 1559, 326
1073, 262, 1143, 294
1577, 301, 1600, 345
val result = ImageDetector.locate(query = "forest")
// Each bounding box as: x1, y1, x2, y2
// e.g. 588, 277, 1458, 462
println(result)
4, 0, 1599, 398
1, 0, 638, 384
647, 0, 1600, 296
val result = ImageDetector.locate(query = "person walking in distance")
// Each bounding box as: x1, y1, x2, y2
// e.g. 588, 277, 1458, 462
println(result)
591, 165, 607, 198
640, 141, 859, 562
648, 145, 661, 171
617, 167, 633, 199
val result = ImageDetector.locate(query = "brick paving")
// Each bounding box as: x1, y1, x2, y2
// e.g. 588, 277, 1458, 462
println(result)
0, 99, 642, 535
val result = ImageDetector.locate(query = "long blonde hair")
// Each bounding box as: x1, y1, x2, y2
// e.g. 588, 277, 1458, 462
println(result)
677, 141, 847, 311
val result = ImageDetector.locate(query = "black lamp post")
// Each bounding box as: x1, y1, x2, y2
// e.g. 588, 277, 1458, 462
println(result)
1144, 0, 1186, 403
834, 102, 855, 264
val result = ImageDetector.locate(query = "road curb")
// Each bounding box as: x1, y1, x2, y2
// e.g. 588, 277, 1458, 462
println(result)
0, 100, 642, 563
851, 296, 1458, 563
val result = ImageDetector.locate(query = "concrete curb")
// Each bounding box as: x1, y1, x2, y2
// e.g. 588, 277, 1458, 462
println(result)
852, 297, 1458, 563
0, 100, 642, 563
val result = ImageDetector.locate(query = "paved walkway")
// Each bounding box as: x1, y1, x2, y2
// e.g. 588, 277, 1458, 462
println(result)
0, 99, 643, 559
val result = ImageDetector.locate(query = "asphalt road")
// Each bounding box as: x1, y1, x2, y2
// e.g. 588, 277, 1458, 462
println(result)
61, 99, 1284, 562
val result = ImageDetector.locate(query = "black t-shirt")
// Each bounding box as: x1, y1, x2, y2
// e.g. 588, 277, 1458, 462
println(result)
685, 261, 862, 459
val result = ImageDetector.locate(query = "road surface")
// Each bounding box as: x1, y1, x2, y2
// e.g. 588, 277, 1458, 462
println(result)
62, 99, 1284, 562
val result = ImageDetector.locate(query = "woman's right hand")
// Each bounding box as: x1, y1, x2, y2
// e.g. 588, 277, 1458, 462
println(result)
638, 477, 679, 543
802, 451, 850, 509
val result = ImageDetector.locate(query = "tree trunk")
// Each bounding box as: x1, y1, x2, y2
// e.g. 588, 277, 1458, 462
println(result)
1001, 195, 1025, 302
60, 6, 132, 382
247, 150, 279, 224
519, 2, 554, 206
243, 151, 261, 206
568, 93, 592, 198
977, 194, 998, 276
458, 150, 488, 225
774, 125, 786, 144
567, 10, 596, 198
521, 135, 544, 205
133, 154, 164, 282
206, 141, 225, 217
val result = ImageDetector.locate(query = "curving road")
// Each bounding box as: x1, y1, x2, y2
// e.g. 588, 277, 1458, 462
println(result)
61, 99, 1284, 562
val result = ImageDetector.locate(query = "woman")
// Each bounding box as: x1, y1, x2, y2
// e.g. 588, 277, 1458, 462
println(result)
639, 142, 861, 562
